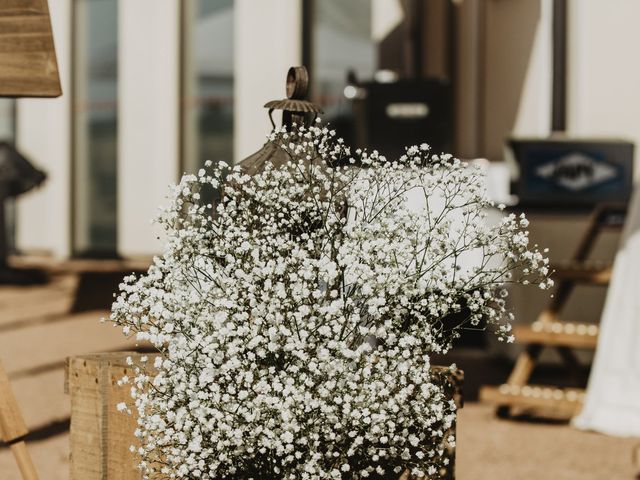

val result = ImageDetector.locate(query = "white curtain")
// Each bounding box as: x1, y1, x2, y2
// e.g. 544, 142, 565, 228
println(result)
573, 189, 640, 437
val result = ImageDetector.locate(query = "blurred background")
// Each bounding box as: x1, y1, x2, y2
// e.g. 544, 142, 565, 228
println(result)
3, 0, 636, 260
2, 0, 640, 479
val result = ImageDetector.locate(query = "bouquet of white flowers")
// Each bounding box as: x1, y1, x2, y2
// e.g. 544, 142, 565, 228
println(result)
111, 122, 551, 479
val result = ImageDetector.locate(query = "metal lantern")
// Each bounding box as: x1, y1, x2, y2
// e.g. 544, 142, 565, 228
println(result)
238, 66, 323, 176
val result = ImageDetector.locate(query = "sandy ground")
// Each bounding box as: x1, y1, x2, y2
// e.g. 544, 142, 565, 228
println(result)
1, 272, 638, 479
0, 272, 134, 480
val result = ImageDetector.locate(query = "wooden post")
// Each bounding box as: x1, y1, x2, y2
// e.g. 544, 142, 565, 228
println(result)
0, 361, 39, 480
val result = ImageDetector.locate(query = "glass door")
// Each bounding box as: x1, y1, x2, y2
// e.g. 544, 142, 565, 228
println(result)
72, 0, 118, 257
181, 0, 234, 174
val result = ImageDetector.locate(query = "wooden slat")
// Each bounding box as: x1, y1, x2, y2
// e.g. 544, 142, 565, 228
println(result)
480, 384, 584, 416
106, 361, 142, 480
0, 0, 61, 97
513, 323, 599, 349
67, 357, 106, 480
0, 361, 28, 442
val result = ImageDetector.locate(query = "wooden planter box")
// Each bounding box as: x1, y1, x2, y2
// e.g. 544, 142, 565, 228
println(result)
66, 353, 463, 480
65, 353, 144, 480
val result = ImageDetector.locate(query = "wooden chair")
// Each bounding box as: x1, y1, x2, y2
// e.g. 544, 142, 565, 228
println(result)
480, 203, 626, 417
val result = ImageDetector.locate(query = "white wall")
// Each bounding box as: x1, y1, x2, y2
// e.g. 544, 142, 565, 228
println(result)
510, 0, 553, 138
568, 0, 640, 172
117, 0, 181, 257
234, 0, 302, 163
15, 0, 72, 258
118, 0, 304, 255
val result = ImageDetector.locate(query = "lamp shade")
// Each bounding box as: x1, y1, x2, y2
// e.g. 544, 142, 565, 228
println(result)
0, 0, 62, 98
0, 142, 46, 198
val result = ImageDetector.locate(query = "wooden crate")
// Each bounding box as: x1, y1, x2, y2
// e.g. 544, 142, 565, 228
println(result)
66, 353, 463, 480
65, 353, 151, 480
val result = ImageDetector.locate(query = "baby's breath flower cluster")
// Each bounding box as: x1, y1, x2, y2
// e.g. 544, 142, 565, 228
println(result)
111, 122, 550, 479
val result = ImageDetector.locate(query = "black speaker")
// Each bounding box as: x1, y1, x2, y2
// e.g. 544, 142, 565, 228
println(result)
354, 78, 452, 161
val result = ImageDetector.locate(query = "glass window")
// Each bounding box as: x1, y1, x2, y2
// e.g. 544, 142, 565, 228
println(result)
181, 0, 234, 174
73, 0, 118, 257
310, 0, 376, 121
306, 0, 455, 157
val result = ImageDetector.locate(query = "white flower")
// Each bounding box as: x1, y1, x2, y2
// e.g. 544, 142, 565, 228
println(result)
110, 122, 550, 480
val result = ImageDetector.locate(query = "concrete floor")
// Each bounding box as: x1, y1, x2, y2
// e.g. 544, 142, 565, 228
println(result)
1, 271, 638, 479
